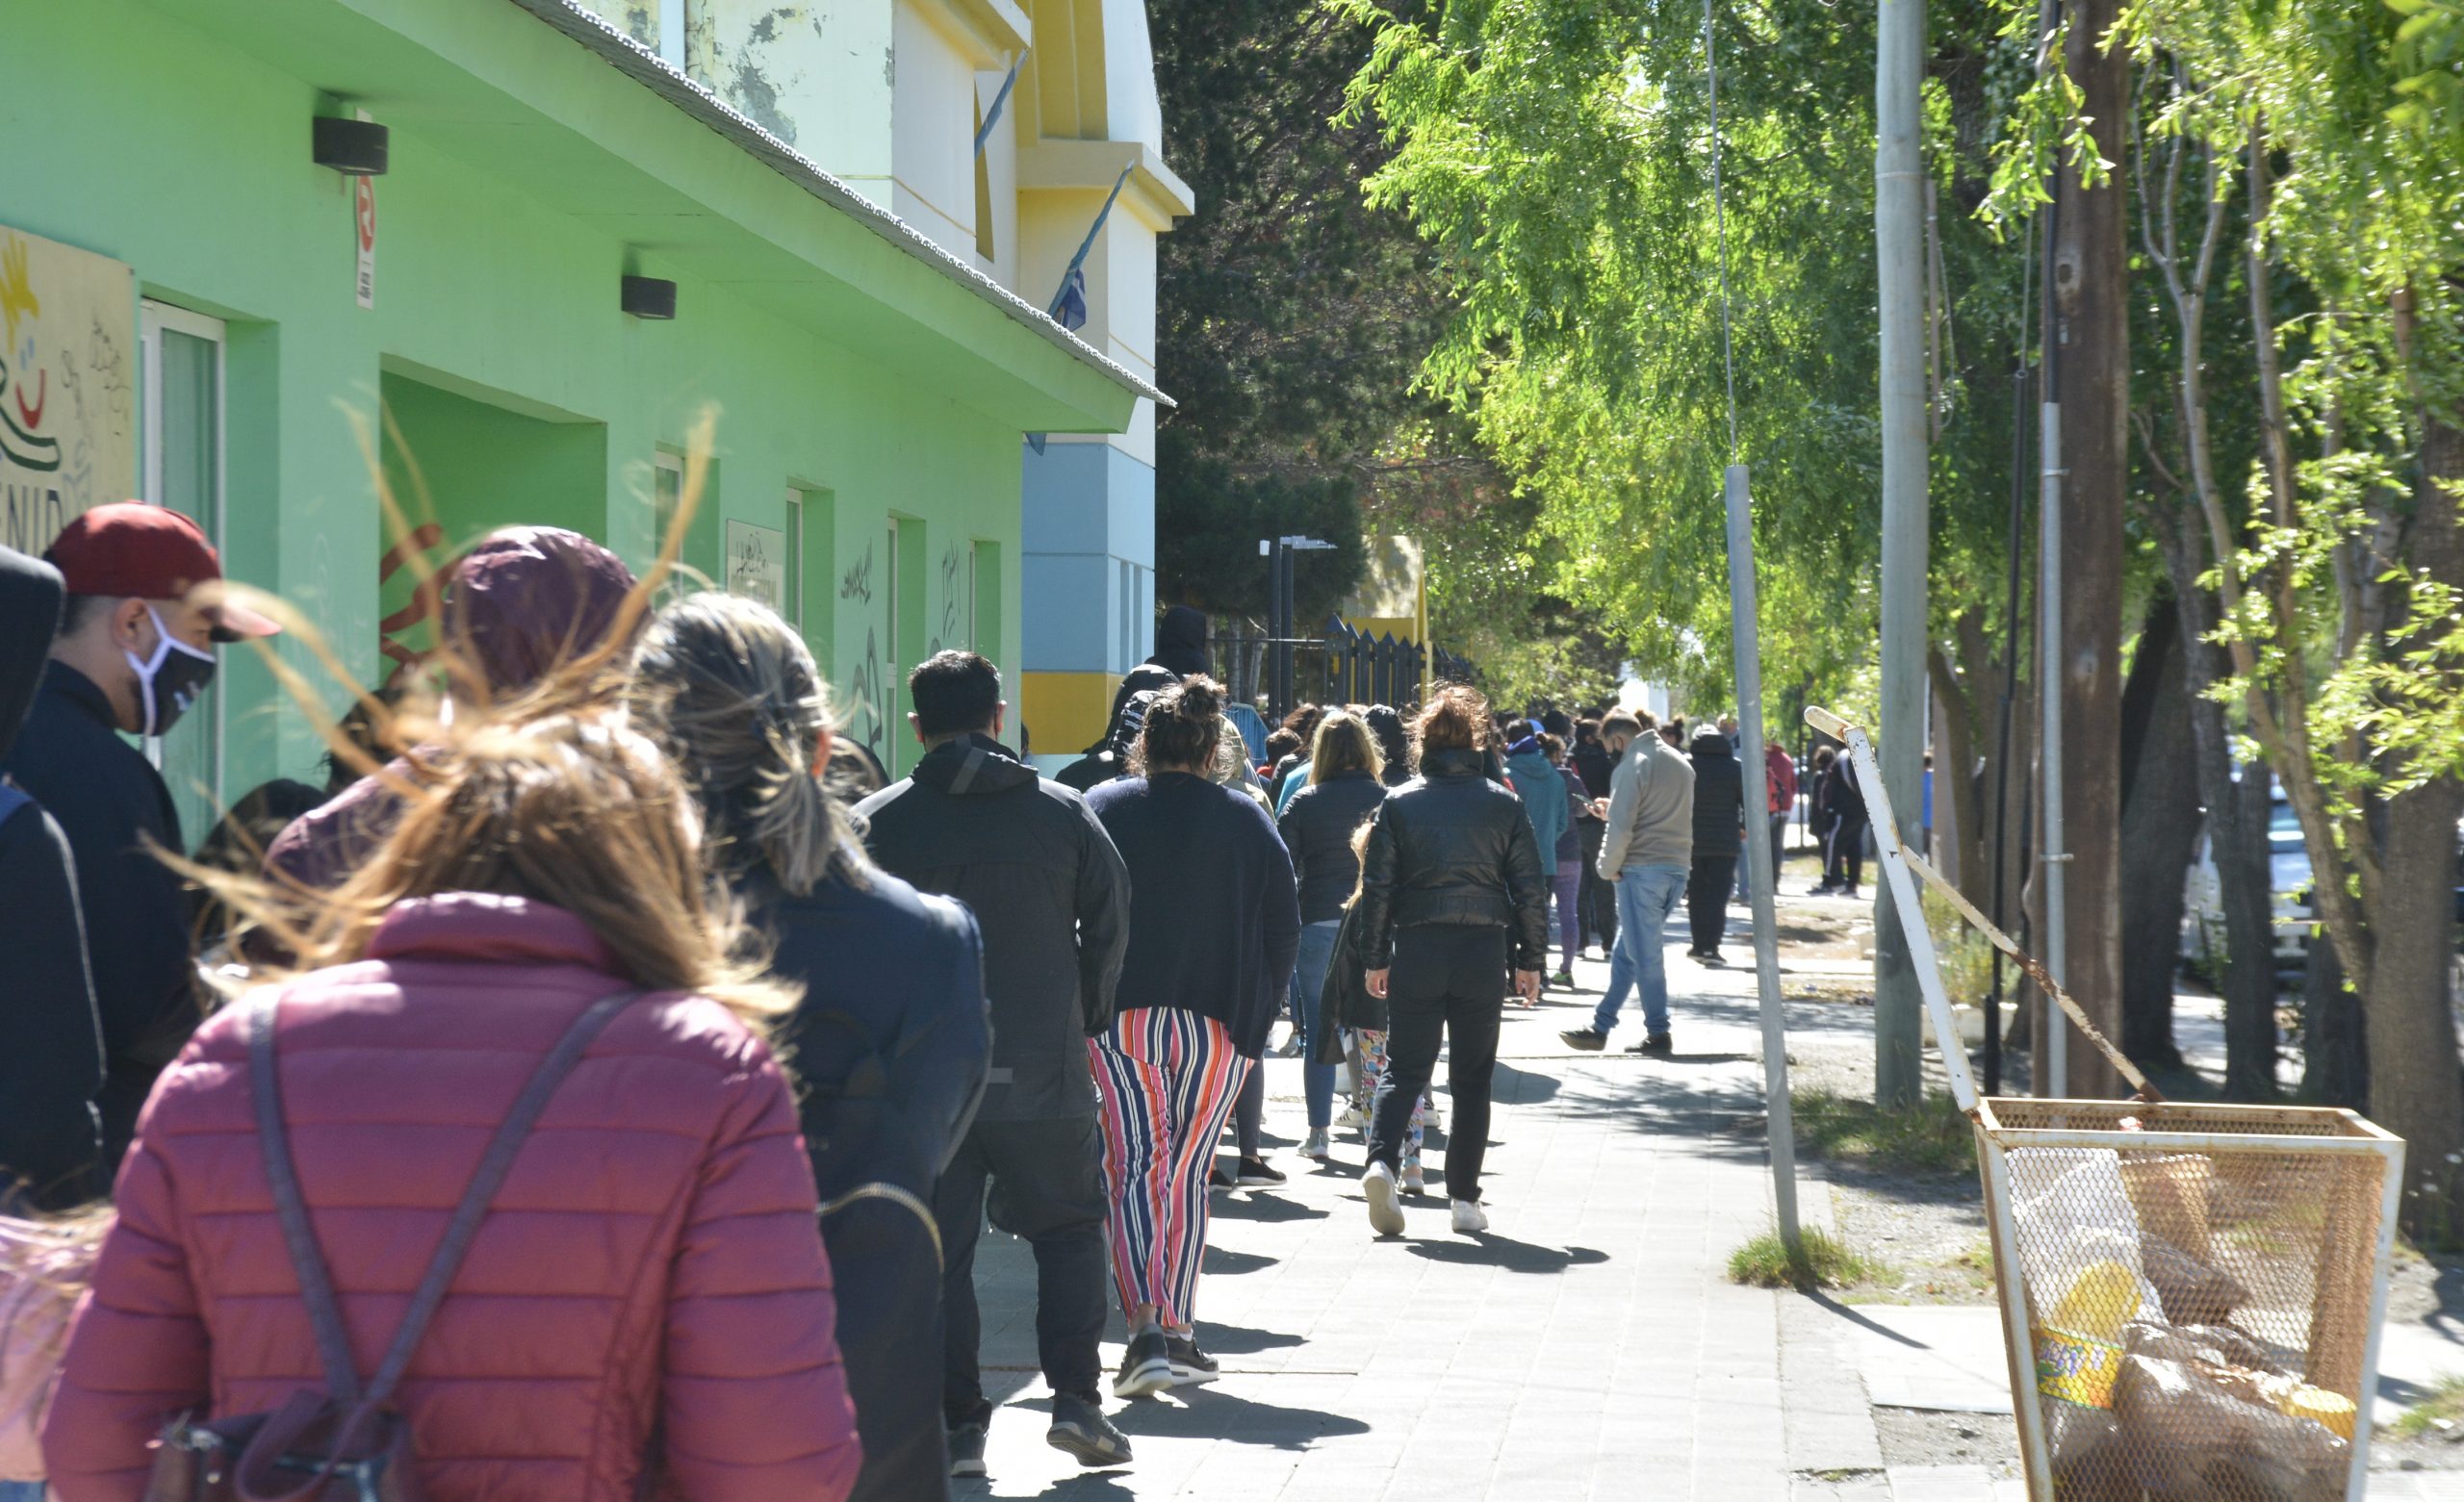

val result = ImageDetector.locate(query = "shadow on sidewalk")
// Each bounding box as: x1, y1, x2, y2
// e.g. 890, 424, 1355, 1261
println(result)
1112, 1384, 1373, 1450
1208, 1190, 1327, 1224
1201, 1245, 1278, 1275
1196, 1321, 1305, 1357
1403, 1233, 1609, 1275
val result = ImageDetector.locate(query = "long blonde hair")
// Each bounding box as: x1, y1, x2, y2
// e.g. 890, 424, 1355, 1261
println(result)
261, 713, 794, 1021
626, 592, 870, 898
1309, 708, 1384, 784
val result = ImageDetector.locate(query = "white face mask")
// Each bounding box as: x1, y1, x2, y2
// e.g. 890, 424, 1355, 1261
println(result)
123, 605, 218, 737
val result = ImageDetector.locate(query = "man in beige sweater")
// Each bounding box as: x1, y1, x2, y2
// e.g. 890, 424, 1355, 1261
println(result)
1561, 709, 1695, 1055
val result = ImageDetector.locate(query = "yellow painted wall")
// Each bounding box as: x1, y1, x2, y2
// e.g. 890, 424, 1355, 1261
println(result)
1022, 669, 1119, 758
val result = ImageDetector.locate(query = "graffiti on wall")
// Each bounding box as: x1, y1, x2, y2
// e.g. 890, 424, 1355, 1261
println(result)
837, 540, 886, 758
0, 228, 136, 555
725, 519, 785, 612
932, 539, 965, 655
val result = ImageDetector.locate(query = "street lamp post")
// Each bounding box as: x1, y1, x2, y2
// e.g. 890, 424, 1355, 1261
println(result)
1258, 535, 1335, 721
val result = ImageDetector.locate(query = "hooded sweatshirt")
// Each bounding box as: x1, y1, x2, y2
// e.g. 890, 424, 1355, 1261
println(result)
2, 600, 191, 1175
858, 734, 1130, 1121
265, 527, 638, 890
1504, 738, 1573, 863
0, 547, 105, 1208
1148, 604, 1210, 678
1689, 726, 1745, 854
1057, 667, 1175, 791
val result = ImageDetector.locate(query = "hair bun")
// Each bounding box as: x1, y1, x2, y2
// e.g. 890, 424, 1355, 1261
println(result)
1175, 675, 1222, 719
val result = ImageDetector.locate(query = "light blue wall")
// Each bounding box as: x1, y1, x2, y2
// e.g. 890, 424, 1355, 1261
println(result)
1021, 438, 1155, 675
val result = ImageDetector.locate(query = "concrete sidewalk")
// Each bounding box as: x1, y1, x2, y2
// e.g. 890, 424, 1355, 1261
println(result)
960, 940, 1889, 1500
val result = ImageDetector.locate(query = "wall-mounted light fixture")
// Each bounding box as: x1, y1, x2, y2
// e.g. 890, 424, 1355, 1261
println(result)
622, 275, 678, 320
312, 115, 389, 175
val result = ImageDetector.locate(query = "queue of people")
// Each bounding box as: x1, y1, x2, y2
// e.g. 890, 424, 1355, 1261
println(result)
0, 500, 1896, 1497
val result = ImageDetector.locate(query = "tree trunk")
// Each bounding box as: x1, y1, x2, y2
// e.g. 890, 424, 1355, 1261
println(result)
2301, 932, 2368, 1108
2156, 516, 2280, 1098
2118, 592, 2196, 1072
2364, 395, 2464, 1240
2051, 0, 2130, 1099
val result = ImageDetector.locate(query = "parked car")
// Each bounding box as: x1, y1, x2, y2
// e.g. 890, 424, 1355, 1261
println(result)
2180, 783, 2311, 974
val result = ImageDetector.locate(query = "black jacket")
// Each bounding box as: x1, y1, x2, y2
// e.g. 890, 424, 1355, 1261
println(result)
1312, 899, 1380, 1063
0, 547, 104, 1209
1820, 757, 1868, 828
1, 661, 194, 1172
744, 862, 988, 1502
858, 734, 1130, 1120
1278, 770, 1388, 924
1087, 772, 1300, 1060
1058, 664, 1179, 790
1356, 746, 1553, 974
1572, 738, 1615, 804
1689, 730, 1746, 854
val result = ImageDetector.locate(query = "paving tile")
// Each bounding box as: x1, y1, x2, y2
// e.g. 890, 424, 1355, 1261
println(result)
956, 949, 1883, 1498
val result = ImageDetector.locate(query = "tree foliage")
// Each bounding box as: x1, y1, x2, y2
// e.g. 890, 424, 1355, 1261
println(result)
1332, 0, 2032, 706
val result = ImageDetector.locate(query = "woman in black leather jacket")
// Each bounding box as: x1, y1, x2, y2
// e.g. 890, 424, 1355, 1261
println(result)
1353, 685, 1551, 1237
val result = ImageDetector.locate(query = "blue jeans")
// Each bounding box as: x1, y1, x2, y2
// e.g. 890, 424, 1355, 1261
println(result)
1289, 919, 1343, 1130
1594, 864, 1689, 1037
0, 1482, 48, 1500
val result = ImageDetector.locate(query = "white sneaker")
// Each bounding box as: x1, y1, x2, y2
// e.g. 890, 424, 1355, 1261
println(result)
1451, 1199, 1489, 1235
1363, 1162, 1405, 1236
1400, 1161, 1425, 1195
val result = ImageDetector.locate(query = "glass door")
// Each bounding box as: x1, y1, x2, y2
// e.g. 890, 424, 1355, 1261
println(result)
141, 301, 225, 846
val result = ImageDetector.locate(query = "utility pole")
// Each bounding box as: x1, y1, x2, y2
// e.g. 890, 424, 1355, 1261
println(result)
2050, 0, 2127, 1098
1873, 0, 1929, 1107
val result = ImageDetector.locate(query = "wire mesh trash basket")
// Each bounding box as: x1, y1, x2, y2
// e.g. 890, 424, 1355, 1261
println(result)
1808, 707, 2405, 1501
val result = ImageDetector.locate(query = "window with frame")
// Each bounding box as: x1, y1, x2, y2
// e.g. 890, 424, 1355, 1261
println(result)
140, 300, 226, 842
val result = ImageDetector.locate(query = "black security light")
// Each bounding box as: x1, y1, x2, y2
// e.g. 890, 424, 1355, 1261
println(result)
622, 275, 678, 320
312, 115, 389, 176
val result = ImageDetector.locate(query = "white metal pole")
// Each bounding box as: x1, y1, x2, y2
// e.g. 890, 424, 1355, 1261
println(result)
1874, 0, 1930, 1107
2040, 398, 2068, 1096
1725, 464, 1801, 1249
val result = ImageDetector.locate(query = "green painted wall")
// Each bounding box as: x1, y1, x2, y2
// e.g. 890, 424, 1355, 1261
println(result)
0, 0, 1055, 810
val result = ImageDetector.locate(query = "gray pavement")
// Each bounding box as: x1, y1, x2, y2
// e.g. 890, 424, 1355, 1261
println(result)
961, 937, 1870, 1500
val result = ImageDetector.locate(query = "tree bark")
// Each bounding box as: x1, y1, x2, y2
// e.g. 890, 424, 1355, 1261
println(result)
2051, 0, 2130, 1098
2363, 387, 2464, 1237
2301, 930, 2369, 1108
2118, 592, 2197, 1072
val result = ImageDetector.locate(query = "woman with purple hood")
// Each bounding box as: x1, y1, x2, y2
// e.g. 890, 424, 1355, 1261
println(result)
264, 526, 638, 892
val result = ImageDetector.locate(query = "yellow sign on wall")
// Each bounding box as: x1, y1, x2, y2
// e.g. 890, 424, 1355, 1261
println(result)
0, 226, 137, 555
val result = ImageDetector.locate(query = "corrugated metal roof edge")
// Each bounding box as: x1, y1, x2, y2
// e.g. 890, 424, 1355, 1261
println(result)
502, 0, 1171, 411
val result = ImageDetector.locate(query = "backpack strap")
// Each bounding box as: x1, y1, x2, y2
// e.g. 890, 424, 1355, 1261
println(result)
248, 995, 364, 1406
359, 987, 641, 1409
247, 986, 643, 1413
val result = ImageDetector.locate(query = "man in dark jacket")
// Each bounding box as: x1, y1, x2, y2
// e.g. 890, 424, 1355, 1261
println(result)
0, 545, 105, 1209
1685, 726, 1745, 962
856, 650, 1136, 1476
4, 504, 280, 1173
1571, 717, 1618, 955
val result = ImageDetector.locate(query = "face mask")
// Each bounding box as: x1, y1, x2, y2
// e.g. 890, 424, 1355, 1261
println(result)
124, 605, 218, 737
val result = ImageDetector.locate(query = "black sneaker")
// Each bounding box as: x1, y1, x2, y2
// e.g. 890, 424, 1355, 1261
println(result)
1165, 1333, 1221, 1386
1627, 1032, 1674, 1056
1207, 1162, 1237, 1189
1234, 1156, 1286, 1186
1559, 1028, 1607, 1052
949, 1421, 988, 1478
1113, 1327, 1172, 1400
1047, 1391, 1132, 1467
1702, 951, 1726, 966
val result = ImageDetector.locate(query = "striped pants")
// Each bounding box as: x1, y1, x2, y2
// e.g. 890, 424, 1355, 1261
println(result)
1088, 1006, 1253, 1327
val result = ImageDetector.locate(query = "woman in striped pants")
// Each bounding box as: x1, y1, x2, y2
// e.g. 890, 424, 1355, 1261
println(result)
1085, 677, 1301, 1399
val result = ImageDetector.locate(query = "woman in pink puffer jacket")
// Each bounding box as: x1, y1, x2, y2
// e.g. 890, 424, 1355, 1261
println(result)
40, 713, 863, 1501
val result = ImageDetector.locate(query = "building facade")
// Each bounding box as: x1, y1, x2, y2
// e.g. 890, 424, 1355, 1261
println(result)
0, 0, 1172, 840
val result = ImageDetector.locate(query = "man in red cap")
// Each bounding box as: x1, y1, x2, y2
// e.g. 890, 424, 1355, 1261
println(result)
2, 502, 279, 1174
